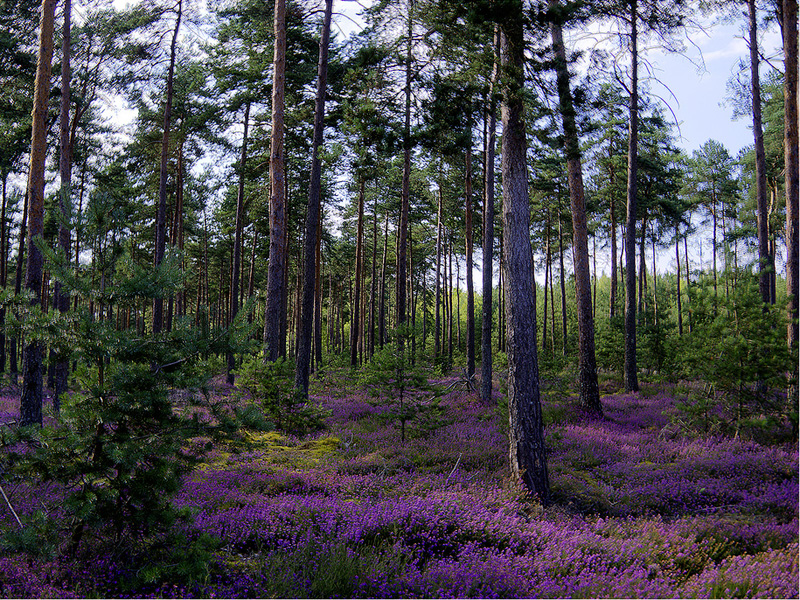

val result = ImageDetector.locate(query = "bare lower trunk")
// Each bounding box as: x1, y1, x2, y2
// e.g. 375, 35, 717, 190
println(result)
435, 188, 443, 362
465, 138, 475, 378
624, 0, 639, 392
499, 19, 549, 504
21, 0, 57, 427
351, 178, 365, 368
153, 0, 182, 336
264, 0, 287, 362
749, 0, 772, 306
227, 103, 250, 384
783, 0, 799, 396
54, 0, 72, 411
481, 32, 499, 405
676, 228, 683, 336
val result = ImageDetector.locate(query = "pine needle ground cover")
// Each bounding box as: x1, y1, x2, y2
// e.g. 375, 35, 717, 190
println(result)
0, 377, 796, 598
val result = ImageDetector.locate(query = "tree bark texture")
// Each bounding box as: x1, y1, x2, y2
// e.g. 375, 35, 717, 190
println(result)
624, 0, 639, 392
54, 0, 72, 411
481, 30, 499, 405
20, 0, 57, 427
153, 0, 182, 336
465, 138, 475, 379
351, 178, 365, 368
499, 20, 550, 504
748, 0, 772, 306
549, 7, 601, 413
396, 0, 412, 348
264, 0, 287, 362
783, 0, 799, 384
228, 102, 250, 384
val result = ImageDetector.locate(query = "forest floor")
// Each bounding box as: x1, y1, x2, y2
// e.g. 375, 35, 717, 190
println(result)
0, 370, 797, 598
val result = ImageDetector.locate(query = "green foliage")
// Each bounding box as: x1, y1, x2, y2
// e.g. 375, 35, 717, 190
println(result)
125, 532, 221, 592
358, 340, 444, 443
8, 330, 203, 552
235, 354, 329, 435
676, 275, 793, 434
596, 314, 625, 376
637, 300, 678, 380
0, 511, 60, 559
1, 241, 243, 556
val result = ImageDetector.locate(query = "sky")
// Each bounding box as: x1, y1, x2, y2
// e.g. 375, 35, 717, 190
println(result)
641, 18, 784, 157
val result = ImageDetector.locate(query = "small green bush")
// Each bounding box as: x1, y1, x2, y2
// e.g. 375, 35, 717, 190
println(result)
236, 355, 329, 435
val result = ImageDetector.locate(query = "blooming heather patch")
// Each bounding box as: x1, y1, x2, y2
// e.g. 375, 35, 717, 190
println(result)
0, 377, 797, 598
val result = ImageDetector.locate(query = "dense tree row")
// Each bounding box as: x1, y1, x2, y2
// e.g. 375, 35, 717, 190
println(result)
2, 0, 797, 502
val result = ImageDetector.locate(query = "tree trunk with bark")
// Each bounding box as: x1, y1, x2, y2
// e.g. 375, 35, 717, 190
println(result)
676, 227, 683, 336
0, 175, 8, 373
20, 0, 57, 427
499, 18, 550, 504
396, 0, 412, 351
369, 196, 378, 358
747, 0, 772, 306
53, 0, 73, 412
481, 31, 498, 405
351, 178, 365, 368
783, 0, 799, 392
153, 0, 182, 336
379, 212, 388, 349
227, 102, 250, 384
295, 0, 332, 399
435, 188, 443, 362
264, 0, 287, 362
624, 0, 639, 392
465, 138, 475, 378
549, 6, 601, 412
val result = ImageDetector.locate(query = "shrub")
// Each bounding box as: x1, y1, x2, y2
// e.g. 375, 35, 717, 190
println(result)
235, 354, 329, 435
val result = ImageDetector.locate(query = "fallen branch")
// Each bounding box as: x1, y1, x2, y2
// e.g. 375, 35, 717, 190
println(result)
0, 482, 23, 529
447, 452, 462, 482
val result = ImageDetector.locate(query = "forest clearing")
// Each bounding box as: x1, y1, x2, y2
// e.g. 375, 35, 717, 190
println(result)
0, 0, 798, 596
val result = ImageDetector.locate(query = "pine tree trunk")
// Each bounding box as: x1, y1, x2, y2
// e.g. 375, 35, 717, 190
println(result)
712, 201, 718, 309
314, 218, 323, 368
465, 137, 475, 378
676, 227, 683, 336
639, 214, 647, 317
396, 0, 412, 350
435, 188, 443, 362
264, 0, 287, 362
447, 237, 453, 367
684, 235, 692, 333
783, 0, 798, 393
153, 0, 181, 336
21, 0, 57, 426
592, 236, 597, 320
53, 0, 72, 411
499, 18, 549, 504
351, 178, 365, 368
498, 234, 505, 353
0, 175, 8, 374
227, 102, 250, 384
542, 213, 550, 355
456, 258, 461, 349
481, 31, 499, 405
610, 198, 617, 318
295, 0, 332, 397
651, 231, 658, 327
379, 212, 388, 349
368, 196, 378, 358
623, 0, 639, 392
749, 0, 772, 306
558, 210, 567, 356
